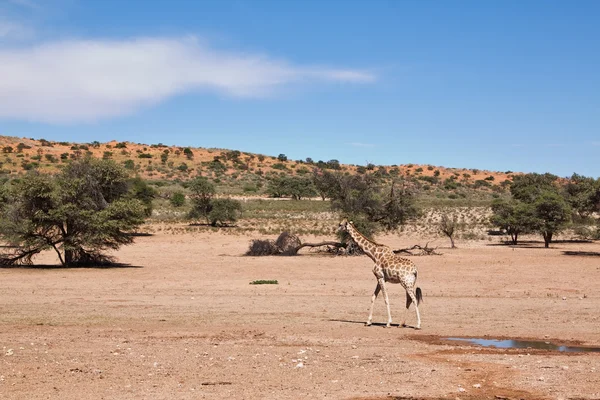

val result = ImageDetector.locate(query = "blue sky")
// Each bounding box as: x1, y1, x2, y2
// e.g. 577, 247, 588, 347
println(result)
0, 0, 598, 177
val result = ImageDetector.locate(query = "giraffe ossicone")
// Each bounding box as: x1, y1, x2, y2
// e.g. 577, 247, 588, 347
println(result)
338, 218, 423, 329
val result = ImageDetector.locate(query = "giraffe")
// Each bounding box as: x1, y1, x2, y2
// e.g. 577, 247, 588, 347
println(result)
338, 218, 423, 329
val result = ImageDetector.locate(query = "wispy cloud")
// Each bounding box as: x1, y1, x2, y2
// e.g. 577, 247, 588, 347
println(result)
0, 18, 33, 40
347, 142, 376, 148
591, 141, 600, 146
7, 0, 41, 11
0, 36, 376, 123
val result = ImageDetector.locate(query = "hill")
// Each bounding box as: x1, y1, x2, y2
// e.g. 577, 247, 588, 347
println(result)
0, 135, 514, 191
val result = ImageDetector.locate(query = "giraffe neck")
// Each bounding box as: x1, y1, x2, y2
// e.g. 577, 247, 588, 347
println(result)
346, 223, 381, 262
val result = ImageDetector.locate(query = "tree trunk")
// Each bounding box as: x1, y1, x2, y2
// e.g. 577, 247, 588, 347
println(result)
449, 236, 456, 249
64, 249, 73, 266
543, 231, 553, 248
511, 232, 518, 245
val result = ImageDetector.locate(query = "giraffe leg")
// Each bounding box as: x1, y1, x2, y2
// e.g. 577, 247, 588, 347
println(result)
406, 288, 421, 329
378, 278, 393, 328
366, 282, 381, 326
401, 290, 412, 327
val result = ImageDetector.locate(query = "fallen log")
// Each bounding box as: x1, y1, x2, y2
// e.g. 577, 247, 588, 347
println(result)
393, 242, 442, 256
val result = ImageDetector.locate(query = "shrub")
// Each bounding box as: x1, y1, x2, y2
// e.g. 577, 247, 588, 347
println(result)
249, 280, 278, 285
246, 239, 279, 256
272, 163, 287, 170
209, 198, 242, 226
123, 160, 135, 170
170, 191, 186, 207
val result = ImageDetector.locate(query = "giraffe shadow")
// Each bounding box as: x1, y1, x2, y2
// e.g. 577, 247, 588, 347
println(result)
328, 319, 407, 328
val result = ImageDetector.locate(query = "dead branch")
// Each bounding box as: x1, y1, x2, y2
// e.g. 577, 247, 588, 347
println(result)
393, 242, 442, 256
294, 241, 347, 254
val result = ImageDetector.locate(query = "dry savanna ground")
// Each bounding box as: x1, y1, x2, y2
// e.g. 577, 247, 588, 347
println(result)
1, 229, 599, 400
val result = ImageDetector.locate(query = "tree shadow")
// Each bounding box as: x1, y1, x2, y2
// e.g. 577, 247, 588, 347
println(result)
562, 251, 600, 257
487, 239, 594, 249
188, 223, 237, 228
487, 241, 549, 249
127, 232, 154, 237
0, 262, 143, 270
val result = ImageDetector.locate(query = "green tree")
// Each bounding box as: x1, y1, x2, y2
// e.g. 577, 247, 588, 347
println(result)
490, 199, 535, 245
187, 177, 216, 223
533, 191, 571, 248
209, 198, 243, 226
563, 173, 600, 218
128, 177, 157, 217
498, 173, 572, 247
0, 158, 146, 266
277, 154, 288, 162
267, 176, 316, 200
312, 168, 338, 200
510, 173, 559, 203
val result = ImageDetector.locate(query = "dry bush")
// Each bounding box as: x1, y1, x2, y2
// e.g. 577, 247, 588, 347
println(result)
246, 239, 280, 256
274, 231, 302, 255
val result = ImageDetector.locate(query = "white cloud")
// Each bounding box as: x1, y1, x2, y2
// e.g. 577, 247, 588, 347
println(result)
0, 37, 376, 123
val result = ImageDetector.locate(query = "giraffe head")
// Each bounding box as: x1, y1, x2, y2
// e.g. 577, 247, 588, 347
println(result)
337, 218, 351, 233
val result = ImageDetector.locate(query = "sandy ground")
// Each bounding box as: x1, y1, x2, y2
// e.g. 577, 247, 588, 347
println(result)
1, 231, 599, 400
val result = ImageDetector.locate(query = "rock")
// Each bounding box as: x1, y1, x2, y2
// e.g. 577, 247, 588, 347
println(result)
473, 383, 481, 388
295, 362, 304, 368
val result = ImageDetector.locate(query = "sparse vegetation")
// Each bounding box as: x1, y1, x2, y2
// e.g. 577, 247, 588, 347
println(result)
1, 136, 597, 247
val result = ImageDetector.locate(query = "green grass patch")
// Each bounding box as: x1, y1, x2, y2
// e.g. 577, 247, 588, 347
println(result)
249, 280, 279, 285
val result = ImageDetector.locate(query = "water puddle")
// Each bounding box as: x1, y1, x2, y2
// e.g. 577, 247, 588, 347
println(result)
445, 337, 600, 353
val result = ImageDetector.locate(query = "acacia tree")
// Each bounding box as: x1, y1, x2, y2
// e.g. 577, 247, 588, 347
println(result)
490, 173, 572, 247
187, 176, 216, 223
209, 198, 243, 226
0, 158, 146, 266
563, 173, 600, 218
490, 199, 536, 245
439, 212, 461, 248
266, 176, 316, 200
533, 191, 571, 248
316, 169, 420, 240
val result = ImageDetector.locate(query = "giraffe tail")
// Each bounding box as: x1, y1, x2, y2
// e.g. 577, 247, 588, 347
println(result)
416, 287, 423, 305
